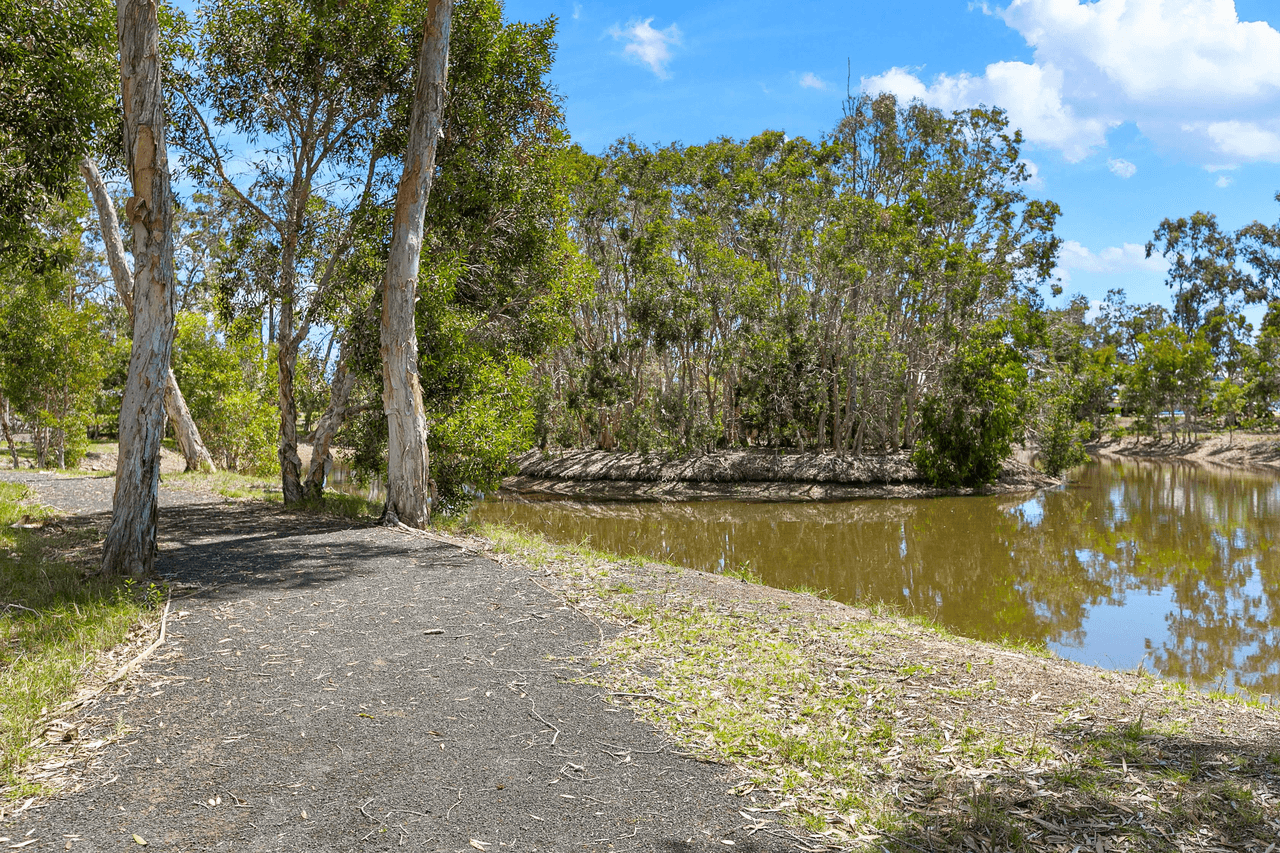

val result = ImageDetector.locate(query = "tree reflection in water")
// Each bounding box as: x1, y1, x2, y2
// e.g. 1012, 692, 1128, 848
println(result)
473, 459, 1280, 693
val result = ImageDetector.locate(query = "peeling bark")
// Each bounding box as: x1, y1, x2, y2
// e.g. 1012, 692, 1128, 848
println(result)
380, 0, 452, 528
81, 156, 216, 474
101, 0, 178, 577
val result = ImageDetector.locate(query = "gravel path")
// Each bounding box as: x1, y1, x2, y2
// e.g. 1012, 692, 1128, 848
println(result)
1, 472, 793, 852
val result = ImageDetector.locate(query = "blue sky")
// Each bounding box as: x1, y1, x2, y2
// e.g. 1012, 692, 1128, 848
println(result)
503, 0, 1280, 317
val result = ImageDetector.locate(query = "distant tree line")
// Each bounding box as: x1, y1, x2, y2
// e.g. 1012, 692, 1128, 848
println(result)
532, 95, 1280, 485
536, 94, 1062, 485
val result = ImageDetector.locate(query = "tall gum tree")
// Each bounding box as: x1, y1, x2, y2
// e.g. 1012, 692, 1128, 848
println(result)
80, 156, 216, 472
101, 0, 178, 577
170, 0, 423, 504
381, 0, 452, 527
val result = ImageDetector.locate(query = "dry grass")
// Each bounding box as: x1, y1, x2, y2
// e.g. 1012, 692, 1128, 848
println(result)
479, 523, 1280, 852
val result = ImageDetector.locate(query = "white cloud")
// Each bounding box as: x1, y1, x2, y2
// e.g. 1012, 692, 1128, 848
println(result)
572, 3, 581, 20
862, 61, 1111, 162
1056, 240, 1168, 282
1202, 120, 1280, 160
1107, 158, 1137, 178
1217, 174, 1234, 187
799, 72, 828, 91
608, 18, 681, 79
1001, 0, 1280, 105
863, 1, 1280, 165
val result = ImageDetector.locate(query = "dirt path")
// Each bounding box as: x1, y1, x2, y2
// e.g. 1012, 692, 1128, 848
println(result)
0, 472, 794, 852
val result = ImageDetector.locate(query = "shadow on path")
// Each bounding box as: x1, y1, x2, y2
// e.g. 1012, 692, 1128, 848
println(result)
2, 474, 798, 852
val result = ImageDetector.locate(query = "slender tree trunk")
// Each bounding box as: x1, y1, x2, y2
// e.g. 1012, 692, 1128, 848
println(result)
0, 396, 18, 468
303, 336, 361, 498
102, 0, 178, 577
277, 286, 304, 504
380, 0, 453, 528
81, 157, 216, 473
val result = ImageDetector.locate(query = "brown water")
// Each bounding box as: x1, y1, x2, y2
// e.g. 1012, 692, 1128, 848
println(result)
470, 458, 1280, 695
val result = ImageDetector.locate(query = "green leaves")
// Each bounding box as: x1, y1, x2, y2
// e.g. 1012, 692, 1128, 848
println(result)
0, 0, 116, 261
912, 323, 1029, 488
545, 92, 1061, 457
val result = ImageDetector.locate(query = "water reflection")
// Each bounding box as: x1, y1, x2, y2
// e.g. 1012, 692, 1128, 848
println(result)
471, 459, 1280, 694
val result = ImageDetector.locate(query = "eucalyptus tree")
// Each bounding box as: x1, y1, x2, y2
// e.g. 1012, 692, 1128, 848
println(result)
101, 0, 180, 577
80, 157, 216, 472
170, 0, 425, 504
1146, 212, 1250, 336
311, 0, 582, 511
379, 0, 453, 527
543, 94, 1059, 462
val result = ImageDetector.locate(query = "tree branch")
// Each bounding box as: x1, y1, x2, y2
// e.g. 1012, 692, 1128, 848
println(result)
177, 90, 282, 232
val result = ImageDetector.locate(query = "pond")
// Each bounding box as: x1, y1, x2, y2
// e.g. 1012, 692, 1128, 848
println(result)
470, 458, 1280, 696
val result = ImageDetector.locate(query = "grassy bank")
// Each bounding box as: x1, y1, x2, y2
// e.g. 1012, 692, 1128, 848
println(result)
0, 483, 159, 800
477, 523, 1280, 852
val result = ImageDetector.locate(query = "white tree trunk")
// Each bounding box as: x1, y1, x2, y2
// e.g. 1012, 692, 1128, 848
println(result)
380, 0, 452, 528
81, 156, 216, 473
101, 0, 178, 577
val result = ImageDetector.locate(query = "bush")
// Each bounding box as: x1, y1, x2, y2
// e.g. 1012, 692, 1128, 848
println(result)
1038, 392, 1091, 476
0, 272, 111, 468
171, 313, 278, 475
912, 328, 1028, 488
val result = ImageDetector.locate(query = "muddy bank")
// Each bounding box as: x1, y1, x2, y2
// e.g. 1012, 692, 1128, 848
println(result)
1090, 432, 1280, 473
502, 448, 1057, 501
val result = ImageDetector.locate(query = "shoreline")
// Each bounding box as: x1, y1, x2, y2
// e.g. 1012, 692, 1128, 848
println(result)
502, 448, 1058, 502
479, 523, 1280, 850
1089, 431, 1280, 473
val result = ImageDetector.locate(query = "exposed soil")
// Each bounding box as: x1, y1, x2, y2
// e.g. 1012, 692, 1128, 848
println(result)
0, 443, 187, 476
1090, 432, 1280, 472
503, 450, 1057, 502
0, 472, 799, 852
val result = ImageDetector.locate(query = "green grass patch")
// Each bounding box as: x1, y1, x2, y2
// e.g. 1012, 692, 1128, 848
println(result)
0, 482, 159, 799
162, 469, 283, 501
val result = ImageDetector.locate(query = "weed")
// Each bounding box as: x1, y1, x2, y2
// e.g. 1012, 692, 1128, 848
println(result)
722, 561, 761, 583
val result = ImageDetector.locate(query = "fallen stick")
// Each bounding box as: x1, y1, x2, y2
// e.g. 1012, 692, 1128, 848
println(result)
103, 596, 172, 687
56, 596, 173, 717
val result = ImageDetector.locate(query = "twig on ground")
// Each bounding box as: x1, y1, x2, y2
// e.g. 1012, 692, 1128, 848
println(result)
445, 788, 464, 820
527, 701, 561, 746
526, 574, 605, 645
1, 602, 40, 615
607, 691, 674, 705
103, 596, 172, 686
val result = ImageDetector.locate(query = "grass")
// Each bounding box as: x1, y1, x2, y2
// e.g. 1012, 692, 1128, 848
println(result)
162, 469, 282, 501
161, 469, 385, 519
480, 523, 1280, 852
0, 482, 160, 800
0, 440, 117, 477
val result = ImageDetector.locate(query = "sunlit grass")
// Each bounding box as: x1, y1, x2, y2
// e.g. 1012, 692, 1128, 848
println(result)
0, 482, 158, 799
480, 523, 1279, 850
161, 470, 384, 519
